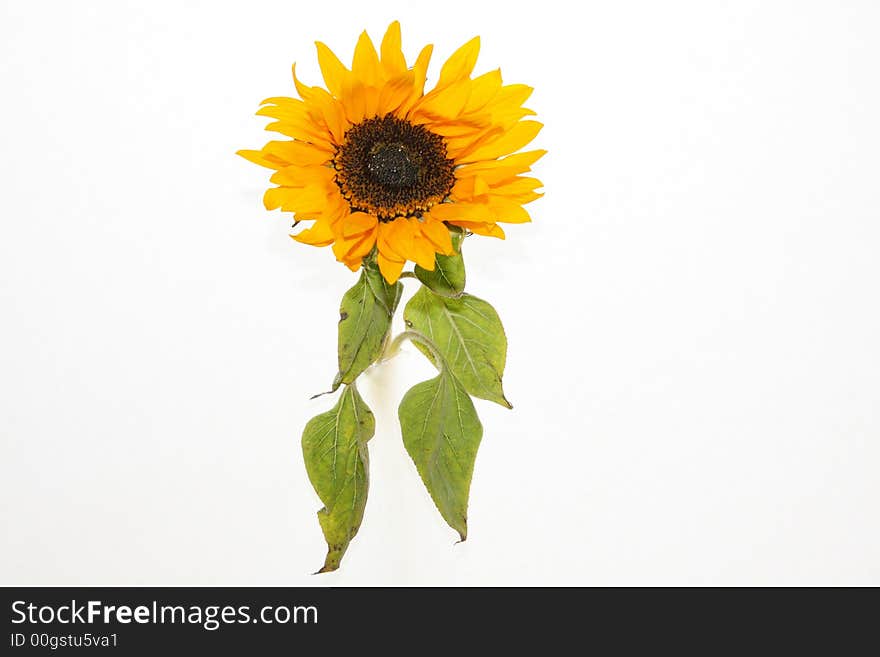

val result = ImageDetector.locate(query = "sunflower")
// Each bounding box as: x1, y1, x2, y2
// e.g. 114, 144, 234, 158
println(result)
238, 21, 544, 283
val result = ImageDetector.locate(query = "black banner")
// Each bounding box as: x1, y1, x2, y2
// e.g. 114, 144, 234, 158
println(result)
1, 587, 875, 653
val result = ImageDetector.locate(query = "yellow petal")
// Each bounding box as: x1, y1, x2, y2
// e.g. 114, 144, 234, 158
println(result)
269, 164, 335, 188
418, 216, 454, 255
263, 187, 288, 211
292, 64, 348, 144
257, 101, 333, 151
460, 149, 547, 175
256, 97, 308, 121
507, 190, 543, 204
261, 121, 334, 150
264, 186, 328, 214
464, 69, 503, 113
489, 176, 544, 197
377, 251, 405, 283
341, 257, 363, 272
451, 175, 490, 200
315, 41, 350, 98
263, 140, 332, 166
348, 231, 377, 258
352, 30, 381, 87
341, 211, 378, 238
260, 95, 303, 106
458, 120, 543, 163
429, 201, 494, 223
399, 44, 433, 116
412, 44, 433, 92
455, 166, 518, 188
443, 124, 503, 159
380, 21, 407, 79
411, 78, 471, 122
237, 149, 277, 169
491, 107, 538, 131
378, 217, 415, 261
409, 234, 436, 270
426, 117, 489, 138
323, 194, 353, 232
291, 63, 313, 102
489, 198, 532, 224
258, 99, 333, 147
362, 84, 381, 120
333, 228, 376, 261
264, 136, 333, 159
490, 83, 534, 111
341, 81, 367, 123
378, 72, 416, 117
447, 220, 506, 238
315, 94, 348, 145
438, 36, 480, 87
291, 220, 335, 246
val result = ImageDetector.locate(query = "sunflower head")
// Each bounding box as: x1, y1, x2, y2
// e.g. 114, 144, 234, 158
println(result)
239, 21, 544, 283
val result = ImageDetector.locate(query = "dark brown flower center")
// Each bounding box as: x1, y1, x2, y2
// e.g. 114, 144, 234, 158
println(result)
334, 115, 455, 221
368, 143, 420, 188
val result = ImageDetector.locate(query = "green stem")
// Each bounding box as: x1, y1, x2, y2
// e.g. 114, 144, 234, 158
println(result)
398, 271, 418, 279
384, 329, 446, 372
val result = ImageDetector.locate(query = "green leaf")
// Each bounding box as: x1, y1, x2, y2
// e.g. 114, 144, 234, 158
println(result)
301, 384, 375, 573
414, 228, 466, 297
404, 288, 512, 408
334, 265, 403, 389
398, 370, 483, 541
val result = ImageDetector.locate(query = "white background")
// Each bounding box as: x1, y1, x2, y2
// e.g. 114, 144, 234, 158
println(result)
2, 0, 879, 585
